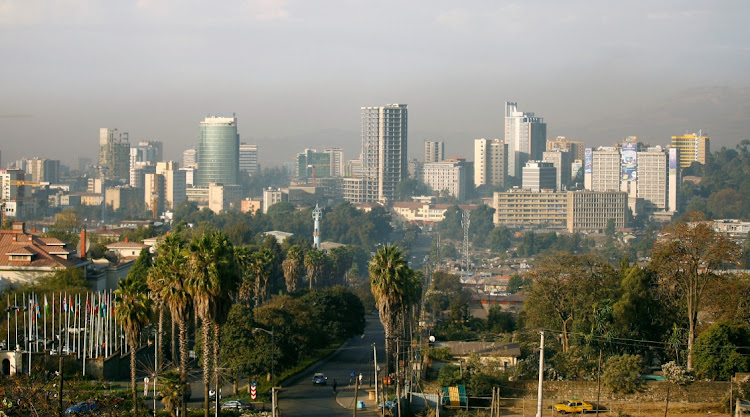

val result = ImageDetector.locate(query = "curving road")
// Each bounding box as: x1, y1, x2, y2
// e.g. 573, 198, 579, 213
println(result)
278, 314, 386, 416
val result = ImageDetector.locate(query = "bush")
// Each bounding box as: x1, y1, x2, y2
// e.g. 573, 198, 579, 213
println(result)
602, 354, 642, 394
425, 347, 453, 362
694, 322, 750, 381
437, 365, 464, 387
661, 361, 692, 385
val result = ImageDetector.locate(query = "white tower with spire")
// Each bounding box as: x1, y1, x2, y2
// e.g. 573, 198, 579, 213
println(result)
312, 204, 322, 249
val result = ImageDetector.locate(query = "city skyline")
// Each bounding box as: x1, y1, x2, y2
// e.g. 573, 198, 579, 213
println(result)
1, 1, 749, 167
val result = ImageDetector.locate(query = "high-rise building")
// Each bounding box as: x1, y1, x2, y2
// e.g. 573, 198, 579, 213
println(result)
157, 161, 186, 210
182, 149, 197, 169
24, 157, 60, 183
239, 143, 259, 177
360, 104, 408, 203
197, 116, 239, 187
671, 131, 710, 168
474, 138, 506, 188
424, 140, 445, 163
131, 141, 163, 166
547, 136, 585, 161
505, 102, 546, 178
99, 128, 130, 182
522, 161, 557, 192
422, 158, 469, 200
297, 149, 331, 180
130, 163, 156, 189
542, 149, 572, 192
324, 148, 345, 177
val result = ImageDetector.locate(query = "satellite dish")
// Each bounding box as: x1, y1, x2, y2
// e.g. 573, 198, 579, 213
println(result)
429, 335, 436, 343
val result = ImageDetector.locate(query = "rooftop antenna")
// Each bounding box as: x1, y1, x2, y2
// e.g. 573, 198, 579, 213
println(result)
312, 204, 322, 250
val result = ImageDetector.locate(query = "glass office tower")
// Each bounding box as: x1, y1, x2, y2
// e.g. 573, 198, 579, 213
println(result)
197, 115, 240, 187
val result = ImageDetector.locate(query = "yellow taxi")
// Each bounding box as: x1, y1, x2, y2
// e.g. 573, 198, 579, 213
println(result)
553, 399, 594, 414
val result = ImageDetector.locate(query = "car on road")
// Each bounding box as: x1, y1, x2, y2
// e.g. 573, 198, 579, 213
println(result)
553, 399, 594, 413
312, 373, 328, 385
221, 400, 253, 412
65, 400, 99, 415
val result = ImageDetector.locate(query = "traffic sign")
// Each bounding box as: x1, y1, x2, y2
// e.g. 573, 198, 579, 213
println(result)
250, 382, 257, 400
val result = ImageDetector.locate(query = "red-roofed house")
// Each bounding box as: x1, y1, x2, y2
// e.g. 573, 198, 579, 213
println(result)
0, 223, 89, 289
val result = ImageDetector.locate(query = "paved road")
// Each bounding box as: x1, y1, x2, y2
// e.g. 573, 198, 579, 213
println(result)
278, 314, 386, 417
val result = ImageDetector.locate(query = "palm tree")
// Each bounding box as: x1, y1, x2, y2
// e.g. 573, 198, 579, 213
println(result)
158, 370, 185, 417
304, 249, 328, 289
234, 246, 255, 304
187, 231, 240, 417
369, 245, 421, 373
151, 233, 191, 417
282, 245, 304, 293
145, 252, 167, 373
115, 282, 152, 414
249, 249, 274, 306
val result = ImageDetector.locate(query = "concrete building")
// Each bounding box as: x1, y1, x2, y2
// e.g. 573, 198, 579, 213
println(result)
341, 178, 366, 204
522, 161, 556, 192
156, 161, 186, 210
99, 128, 130, 182
24, 158, 60, 184
422, 158, 468, 200
208, 183, 242, 214
542, 150, 571, 191
546, 136, 585, 161
360, 104, 408, 203
671, 131, 710, 168
492, 189, 628, 232
424, 140, 445, 163
262, 187, 288, 213
240, 198, 262, 214
182, 148, 197, 169
197, 116, 239, 187
505, 102, 546, 178
130, 163, 156, 189
324, 147, 345, 177
144, 173, 165, 214
297, 149, 331, 180
239, 143, 259, 177
474, 138, 506, 188
585, 147, 620, 191
391, 202, 477, 224
130, 141, 162, 169
105, 186, 134, 211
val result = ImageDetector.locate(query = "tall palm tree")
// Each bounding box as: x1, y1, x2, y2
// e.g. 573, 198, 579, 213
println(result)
158, 370, 185, 417
249, 249, 274, 306
304, 249, 328, 289
115, 283, 152, 414
369, 245, 421, 373
234, 245, 255, 304
146, 255, 167, 373
151, 233, 192, 417
187, 231, 239, 417
282, 245, 304, 293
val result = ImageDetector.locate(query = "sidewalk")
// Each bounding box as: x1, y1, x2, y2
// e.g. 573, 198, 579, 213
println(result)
335, 385, 380, 413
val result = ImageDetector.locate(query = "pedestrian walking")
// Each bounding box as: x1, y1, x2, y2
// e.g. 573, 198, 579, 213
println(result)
332, 379, 338, 394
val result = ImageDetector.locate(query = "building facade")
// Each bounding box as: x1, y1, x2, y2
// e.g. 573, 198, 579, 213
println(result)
422, 158, 468, 200
505, 102, 546, 178
262, 188, 288, 213
239, 143, 259, 177
208, 183, 242, 214
671, 132, 710, 168
182, 148, 197, 169
197, 116, 240, 187
424, 140, 445, 163
542, 150, 571, 192
546, 136, 584, 161
24, 158, 60, 184
522, 161, 557, 192
361, 104, 408, 203
474, 138, 506, 188
99, 128, 130, 182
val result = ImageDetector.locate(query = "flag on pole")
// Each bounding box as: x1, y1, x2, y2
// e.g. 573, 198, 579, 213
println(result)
44, 295, 50, 315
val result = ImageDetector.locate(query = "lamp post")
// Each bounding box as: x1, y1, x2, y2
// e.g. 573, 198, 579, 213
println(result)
253, 326, 275, 417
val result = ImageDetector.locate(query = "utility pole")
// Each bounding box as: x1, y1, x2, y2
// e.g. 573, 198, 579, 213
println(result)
373, 343, 378, 409
596, 350, 602, 417
353, 378, 359, 417
536, 331, 544, 417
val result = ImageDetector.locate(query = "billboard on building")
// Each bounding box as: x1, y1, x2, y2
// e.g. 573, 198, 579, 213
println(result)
669, 148, 678, 172
621, 142, 637, 181
584, 148, 592, 174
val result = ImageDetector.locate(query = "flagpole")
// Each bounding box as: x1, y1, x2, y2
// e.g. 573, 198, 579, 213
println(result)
82, 293, 88, 375
43, 294, 47, 352
23, 294, 27, 354
51, 292, 55, 352
14, 293, 18, 351
6, 294, 9, 351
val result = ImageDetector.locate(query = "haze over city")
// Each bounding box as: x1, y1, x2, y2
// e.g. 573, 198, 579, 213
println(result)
1, 0, 749, 167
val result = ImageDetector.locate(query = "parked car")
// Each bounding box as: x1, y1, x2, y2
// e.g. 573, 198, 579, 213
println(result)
554, 400, 594, 414
221, 400, 253, 412
65, 400, 99, 415
312, 373, 328, 385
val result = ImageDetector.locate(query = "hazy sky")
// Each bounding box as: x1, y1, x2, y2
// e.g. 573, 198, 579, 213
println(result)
1, 0, 749, 168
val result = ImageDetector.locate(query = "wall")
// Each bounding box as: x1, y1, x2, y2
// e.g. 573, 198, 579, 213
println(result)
502, 380, 728, 402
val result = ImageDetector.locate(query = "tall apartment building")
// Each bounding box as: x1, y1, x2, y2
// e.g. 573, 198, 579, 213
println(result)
144, 173, 165, 214
671, 131, 710, 168
99, 128, 130, 182
182, 148, 197, 169
24, 158, 60, 183
474, 138, 506, 188
130, 164, 156, 189
239, 143, 259, 177
324, 148, 345, 177
546, 136, 584, 161
542, 149, 572, 192
360, 104, 408, 203
0, 169, 25, 202
422, 158, 468, 200
424, 141, 445, 163
197, 116, 239, 187
584, 142, 678, 218
131, 141, 163, 166
522, 161, 557, 192
297, 149, 331, 180
505, 102, 546, 178
157, 161, 187, 210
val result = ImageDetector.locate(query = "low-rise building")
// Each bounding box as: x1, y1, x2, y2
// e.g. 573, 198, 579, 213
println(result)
392, 202, 477, 225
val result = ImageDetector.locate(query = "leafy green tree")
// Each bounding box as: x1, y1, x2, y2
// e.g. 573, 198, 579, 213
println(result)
612, 266, 674, 344
469, 204, 496, 246
652, 214, 740, 369
437, 206, 464, 241
693, 322, 750, 380
395, 178, 432, 200
487, 305, 515, 333
602, 354, 642, 394
301, 286, 366, 342
328, 246, 353, 286
506, 274, 529, 294
489, 226, 512, 253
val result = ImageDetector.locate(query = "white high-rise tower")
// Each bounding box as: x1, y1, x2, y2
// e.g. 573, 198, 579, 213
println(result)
505, 102, 546, 178
361, 104, 408, 203
312, 204, 322, 249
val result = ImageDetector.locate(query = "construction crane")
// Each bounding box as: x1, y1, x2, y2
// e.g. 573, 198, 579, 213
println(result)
306, 163, 331, 184
8, 180, 42, 187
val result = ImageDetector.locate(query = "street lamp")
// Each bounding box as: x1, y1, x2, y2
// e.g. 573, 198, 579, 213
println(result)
252, 327, 275, 388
